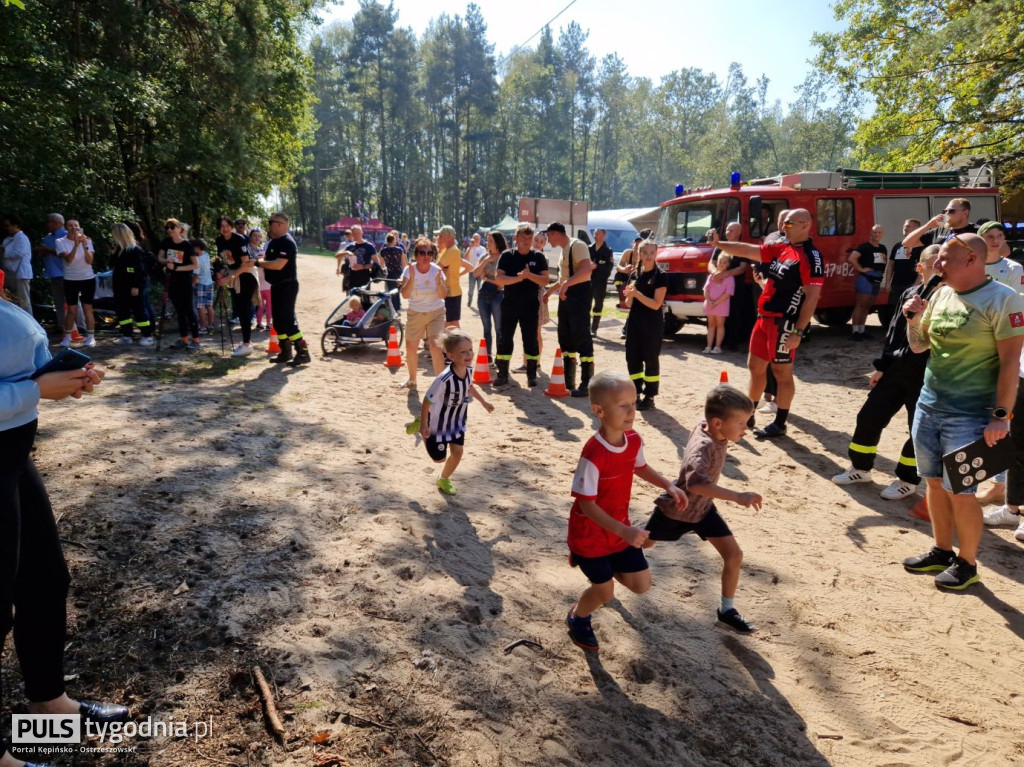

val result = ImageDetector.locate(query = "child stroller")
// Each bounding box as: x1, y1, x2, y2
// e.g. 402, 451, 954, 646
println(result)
321, 278, 403, 355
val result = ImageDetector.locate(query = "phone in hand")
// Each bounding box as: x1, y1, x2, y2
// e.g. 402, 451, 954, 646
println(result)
31, 348, 91, 379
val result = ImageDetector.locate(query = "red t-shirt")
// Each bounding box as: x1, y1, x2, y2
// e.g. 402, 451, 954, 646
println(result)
568, 430, 647, 557
757, 240, 825, 318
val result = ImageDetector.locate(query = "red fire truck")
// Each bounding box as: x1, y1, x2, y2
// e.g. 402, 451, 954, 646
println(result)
653, 168, 1000, 334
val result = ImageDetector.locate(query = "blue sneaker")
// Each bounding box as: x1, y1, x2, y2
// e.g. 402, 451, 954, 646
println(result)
566, 608, 599, 651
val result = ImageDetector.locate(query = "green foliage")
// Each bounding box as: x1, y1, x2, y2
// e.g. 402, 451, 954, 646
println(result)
814, 0, 1024, 190
0, 0, 318, 246
298, 3, 858, 237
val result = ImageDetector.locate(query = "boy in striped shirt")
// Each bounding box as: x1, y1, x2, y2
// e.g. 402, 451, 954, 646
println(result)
418, 329, 494, 495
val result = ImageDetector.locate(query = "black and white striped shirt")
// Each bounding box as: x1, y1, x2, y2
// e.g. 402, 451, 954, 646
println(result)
425, 365, 473, 440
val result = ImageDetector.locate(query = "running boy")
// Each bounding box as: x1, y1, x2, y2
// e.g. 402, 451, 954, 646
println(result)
643, 385, 763, 633
418, 329, 494, 495
566, 371, 687, 652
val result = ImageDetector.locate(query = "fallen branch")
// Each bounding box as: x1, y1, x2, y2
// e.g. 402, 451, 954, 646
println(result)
252, 665, 286, 743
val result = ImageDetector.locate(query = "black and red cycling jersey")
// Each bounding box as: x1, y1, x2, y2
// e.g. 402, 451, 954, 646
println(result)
756, 240, 825, 318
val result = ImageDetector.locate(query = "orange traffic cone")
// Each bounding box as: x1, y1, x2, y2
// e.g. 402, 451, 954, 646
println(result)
267, 330, 281, 355
383, 326, 403, 368
909, 496, 929, 521
472, 339, 492, 384
544, 347, 571, 398
720, 370, 729, 384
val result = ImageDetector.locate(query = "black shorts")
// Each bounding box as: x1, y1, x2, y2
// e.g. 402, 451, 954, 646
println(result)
644, 505, 732, 541
425, 433, 464, 461
444, 295, 462, 322
569, 546, 649, 585
64, 278, 96, 306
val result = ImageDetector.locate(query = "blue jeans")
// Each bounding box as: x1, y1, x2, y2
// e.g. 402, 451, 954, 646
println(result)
478, 290, 503, 358
911, 402, 988, 493
467, 275, 481, 306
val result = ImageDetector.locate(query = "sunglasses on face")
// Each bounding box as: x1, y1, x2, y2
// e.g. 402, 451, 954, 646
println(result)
942, 208, 962, 215
414, 249, 435, 256
164, 225, 177, 231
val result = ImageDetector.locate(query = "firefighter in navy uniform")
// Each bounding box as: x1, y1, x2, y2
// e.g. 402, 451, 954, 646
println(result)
588, 228, 615, 335
832, 247, 939, 499
709, 208, 825, 439
493, 224, 549, 387
255, 212, 310, 367
544, 222, 596, 396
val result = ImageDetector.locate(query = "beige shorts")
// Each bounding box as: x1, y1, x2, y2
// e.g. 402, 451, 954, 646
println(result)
406, 307, 445, 344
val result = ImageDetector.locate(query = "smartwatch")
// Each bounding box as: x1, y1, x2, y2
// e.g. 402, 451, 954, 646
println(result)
992, 407, 1014, 420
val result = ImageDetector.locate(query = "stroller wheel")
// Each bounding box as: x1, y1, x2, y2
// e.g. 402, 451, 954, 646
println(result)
321, 327, 342, 356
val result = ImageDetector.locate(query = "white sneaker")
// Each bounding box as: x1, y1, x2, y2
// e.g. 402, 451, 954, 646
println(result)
983, 504, 1021, 527
710, 347, 723, 354
113, 336, 133, 346
832, 466, 872, 485
758, 400, 778, 414
701, 346, 711, 353
1015, 519, 1024, 542
83, 335, 97, 347
232, 343, 253, 357
880, 480, 916, 500
58, 335, 72, 348
138, 336, 155, 346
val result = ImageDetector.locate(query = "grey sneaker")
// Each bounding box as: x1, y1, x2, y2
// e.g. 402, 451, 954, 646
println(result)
934, 557, 980, 590
169, 339, 188, 349
186, 340, 202, 351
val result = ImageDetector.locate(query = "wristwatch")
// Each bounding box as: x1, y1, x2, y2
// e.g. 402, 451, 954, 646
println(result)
796, 326, 809, 339
992, 407, 1014, 420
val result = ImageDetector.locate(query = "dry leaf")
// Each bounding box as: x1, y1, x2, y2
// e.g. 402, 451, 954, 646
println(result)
312, 731, 331, 744
172, 580, 189, 595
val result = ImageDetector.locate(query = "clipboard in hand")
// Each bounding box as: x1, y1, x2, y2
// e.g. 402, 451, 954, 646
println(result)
942, 436, 1015, 495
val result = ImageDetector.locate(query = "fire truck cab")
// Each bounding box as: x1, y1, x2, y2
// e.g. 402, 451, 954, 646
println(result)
653, 169, 1000, 334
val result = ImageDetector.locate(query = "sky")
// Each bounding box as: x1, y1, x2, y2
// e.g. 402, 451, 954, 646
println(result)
319, 0, 847, 106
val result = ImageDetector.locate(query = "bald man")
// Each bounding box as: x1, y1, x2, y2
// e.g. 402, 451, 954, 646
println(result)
902, 232, 1024, 590
709, 209, 824, 438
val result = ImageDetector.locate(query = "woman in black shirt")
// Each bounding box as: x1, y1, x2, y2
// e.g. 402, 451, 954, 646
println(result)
157, 218, 201, 350
216, 215, 258, 356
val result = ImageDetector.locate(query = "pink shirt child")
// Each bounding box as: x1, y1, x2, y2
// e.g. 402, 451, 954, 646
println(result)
703, 275, 734, 317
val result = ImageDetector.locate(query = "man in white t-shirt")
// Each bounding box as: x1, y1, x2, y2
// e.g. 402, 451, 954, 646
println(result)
1, 213, 34, 316
464, 233, 487, 308
54, 219, 97, 347
980, 221, 1024, 295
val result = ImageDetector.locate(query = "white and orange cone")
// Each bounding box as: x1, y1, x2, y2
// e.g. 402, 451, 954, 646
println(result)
267, 330, 281, 355
383, 326, 403, 368
544, 347, 570, 398
472, 338, 492, 384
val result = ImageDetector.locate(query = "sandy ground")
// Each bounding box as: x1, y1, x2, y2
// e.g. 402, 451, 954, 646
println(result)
7, 251, 1024, 767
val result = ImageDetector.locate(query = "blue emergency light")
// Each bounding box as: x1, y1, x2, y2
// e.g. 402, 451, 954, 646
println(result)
730, 171, 741, 187
675, 184, 684, 196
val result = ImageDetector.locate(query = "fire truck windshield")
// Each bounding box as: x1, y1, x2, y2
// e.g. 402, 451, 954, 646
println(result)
655, 198, 738, 246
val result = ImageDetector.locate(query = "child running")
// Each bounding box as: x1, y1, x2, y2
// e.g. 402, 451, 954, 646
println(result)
418, 329, 494, 495
643, 385, 763, 633
566, 371, 687, 652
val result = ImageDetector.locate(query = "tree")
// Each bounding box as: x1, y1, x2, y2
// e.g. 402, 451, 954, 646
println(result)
814, 0, 1024, 190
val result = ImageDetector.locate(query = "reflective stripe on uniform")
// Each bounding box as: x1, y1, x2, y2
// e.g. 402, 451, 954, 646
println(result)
898, 455, 917, 467
849, 443, 877, 455
579, 355, 595, 363
524, 354, 541, 361
643, 374, 660, 382
289, 332, 303, 341
119, 319, 132, 326
496, 354, 512, 361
